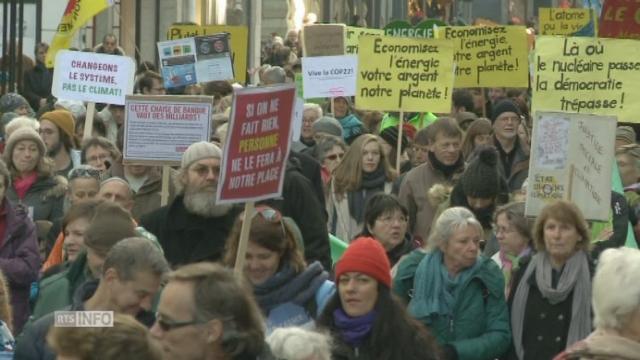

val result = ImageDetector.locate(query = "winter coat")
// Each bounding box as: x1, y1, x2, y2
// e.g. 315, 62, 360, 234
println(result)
337, 114, 364, 144
140, 195, 240, 267
0, 199, 40, 333
555, 329, 640, 360
394, 251, 512, 360
386, 233, 416, 267
6, 175, 66, 223
398, 159, 463, 244
494, 137, 529, 192
22, 61, 53, 111
327, 182, 393, 243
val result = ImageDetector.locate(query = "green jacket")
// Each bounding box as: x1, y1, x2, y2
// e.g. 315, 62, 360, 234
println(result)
393, 250, 511, 360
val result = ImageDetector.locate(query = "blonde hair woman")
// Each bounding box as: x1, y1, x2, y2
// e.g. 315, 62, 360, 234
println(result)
327, 134, 396, 242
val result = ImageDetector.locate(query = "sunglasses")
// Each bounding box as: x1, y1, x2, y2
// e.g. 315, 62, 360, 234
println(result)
254, 206, 287, 239
325, 153, 344, 161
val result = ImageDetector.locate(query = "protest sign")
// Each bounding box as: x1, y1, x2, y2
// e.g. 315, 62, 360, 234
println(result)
532, 36, 640, 123
301, 55, 357, 99
539, 8, 596, 36
599, 0, 640, 39
123, 95, 213, 166
436, 26, 528, 88
302, 24, 346, 57
167, 25, 248, 83
51, 50, 135, 105
345, 26, 384, 54
526, 111, 616, 221
217, 84, 296, 204
383, 19, 446, 38
356, 35, 453, 113
157, 33, 234, 89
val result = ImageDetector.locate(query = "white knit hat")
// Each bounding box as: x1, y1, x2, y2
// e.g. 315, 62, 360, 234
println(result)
181, 141, 222, 169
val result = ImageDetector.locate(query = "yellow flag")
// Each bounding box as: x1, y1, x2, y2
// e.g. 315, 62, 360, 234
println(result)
46, 0, 114, 68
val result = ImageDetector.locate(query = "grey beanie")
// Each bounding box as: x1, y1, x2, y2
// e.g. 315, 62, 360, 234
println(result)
181, 141, 222, 169
0, 93, 33, 116
312, 116, 343, 138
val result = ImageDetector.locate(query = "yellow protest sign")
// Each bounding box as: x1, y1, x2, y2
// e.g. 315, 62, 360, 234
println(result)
345, 26, 384, 54
356, 35, 453, 113
436, 26, 529, 88
167, 25, 248, 84
539, 8, 595, 36
532, 36, 640, 123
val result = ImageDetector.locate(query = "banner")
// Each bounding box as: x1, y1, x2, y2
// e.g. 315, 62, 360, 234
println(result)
539, 8, 596, 36
599, 0, 640, 39
526, 111, 616, 221
532, 36, 640, 123
123, 95, 213, 165
436, 26, 529, 88
217, 84, 296, 204
345, 26, 384, 54
51, 50, 135, 105
167, 25, 248, 83
356, 35, 453, 113
302, 24, 346, 57
301, 55, 357, 99
46, 0, 114, 68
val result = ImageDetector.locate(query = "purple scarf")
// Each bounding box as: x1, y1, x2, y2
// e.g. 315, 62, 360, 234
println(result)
333, 308, 376, 347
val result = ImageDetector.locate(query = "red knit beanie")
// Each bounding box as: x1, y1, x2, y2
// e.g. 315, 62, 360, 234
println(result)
335, 237, 391, 288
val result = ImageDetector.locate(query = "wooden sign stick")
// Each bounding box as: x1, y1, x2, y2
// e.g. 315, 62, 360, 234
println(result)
83, 102, 96, 142
396, 111, 404, 172
234, 201, 256, 276
160, 165, 171, 206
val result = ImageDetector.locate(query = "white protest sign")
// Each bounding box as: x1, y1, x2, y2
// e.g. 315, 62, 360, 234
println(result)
123, 95, 213, 166
52, 50, 135, 105
526, 111, 616, 221
301, 55, 357, 99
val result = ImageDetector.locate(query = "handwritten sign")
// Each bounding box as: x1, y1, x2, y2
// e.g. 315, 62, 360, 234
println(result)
302, 24, 346, 57
123, 95, 213, 165
52, 50, 135, 105
356, 35, 453, 113
436, 26, 529, 87
383, 19, 446, 38
217, 84, 296, 204
526, 111, 616, 221
301, 55, 357, 99
167, 25, 248, 83
345, 26, 384, 54
532, 36, 640, 123
599, 0, 640, 39
539, 8, 596, 36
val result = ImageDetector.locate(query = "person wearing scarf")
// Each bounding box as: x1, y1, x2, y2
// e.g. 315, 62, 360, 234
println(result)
508, 200, 593, 360
328, 134, 395, 242
400, 207, 511, 360
491, 202, 534, 298
223, 206, 335, 335
317, 237, 440, 360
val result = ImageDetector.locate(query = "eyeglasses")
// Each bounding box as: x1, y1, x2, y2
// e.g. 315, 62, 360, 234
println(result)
191, 165, 220, 177
155, 312, 205, 332
325, 153, 344, 161
377, 215, 408, 225
493, 224, 515, 235
87, 154, 112, 164
38, 128, 55, 136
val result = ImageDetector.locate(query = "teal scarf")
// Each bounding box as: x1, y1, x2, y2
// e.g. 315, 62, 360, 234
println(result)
409, 249, 481, 320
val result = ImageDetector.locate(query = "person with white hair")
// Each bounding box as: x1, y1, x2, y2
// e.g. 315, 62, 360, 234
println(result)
267, 327, 332, 360
554, 247, 640, 360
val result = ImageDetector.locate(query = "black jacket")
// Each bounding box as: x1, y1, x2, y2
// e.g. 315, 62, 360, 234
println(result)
140, 195, 240, 267
23, 61, 53, 111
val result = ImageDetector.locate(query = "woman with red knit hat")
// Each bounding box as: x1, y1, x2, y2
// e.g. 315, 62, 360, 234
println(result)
317, 237, 441, 360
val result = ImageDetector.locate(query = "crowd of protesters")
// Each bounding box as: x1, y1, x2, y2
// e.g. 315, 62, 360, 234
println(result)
0, 18, 636, 360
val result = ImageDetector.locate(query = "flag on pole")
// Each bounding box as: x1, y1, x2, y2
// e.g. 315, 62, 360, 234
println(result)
46, 0, 114, 68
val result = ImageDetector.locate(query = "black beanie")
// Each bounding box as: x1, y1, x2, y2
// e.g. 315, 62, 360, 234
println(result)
462, 147, 501, 198
491, 99, 522, 123
380, 126, 409, 153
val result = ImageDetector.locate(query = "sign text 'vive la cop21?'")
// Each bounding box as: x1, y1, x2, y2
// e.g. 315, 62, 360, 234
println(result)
356, 35, 453, 113
52, 50, 135, 105
532, 36, 640, 123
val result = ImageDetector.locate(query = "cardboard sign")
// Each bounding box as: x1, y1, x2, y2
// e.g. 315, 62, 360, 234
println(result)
532, 36, 640, 123
301, 55, 357, 99
539, 8, 596, 36
123, 95, 213, 166
436, 26, 529, 88
217, 84, 296, 204
599, 0, 640, 39
526, 111, 616, 221
167, 25, 248, 83
157, 33, 234, 89
356, 35, 454, 113
51, 50, 135, 105
345, 26, 384, 54
302, 24, 346, 57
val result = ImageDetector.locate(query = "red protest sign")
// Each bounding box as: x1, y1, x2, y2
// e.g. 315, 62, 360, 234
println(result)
217, 84, 296, 204
600, 0, 640, 39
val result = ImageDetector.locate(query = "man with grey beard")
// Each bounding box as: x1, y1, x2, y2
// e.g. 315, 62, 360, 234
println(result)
140, 142, 239, 267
